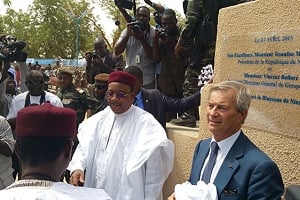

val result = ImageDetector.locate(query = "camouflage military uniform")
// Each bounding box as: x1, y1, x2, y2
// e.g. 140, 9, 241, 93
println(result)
171, 0, 252, 127
89, 100, 107, 116
56, 86, 98, 128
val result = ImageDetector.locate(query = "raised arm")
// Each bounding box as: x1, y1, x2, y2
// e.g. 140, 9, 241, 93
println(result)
144, 0, 165, 13
114, 28, 131, 56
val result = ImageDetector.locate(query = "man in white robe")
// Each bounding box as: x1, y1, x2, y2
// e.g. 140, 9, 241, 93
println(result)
6, 70, 63, 130
68, 71, 174, 200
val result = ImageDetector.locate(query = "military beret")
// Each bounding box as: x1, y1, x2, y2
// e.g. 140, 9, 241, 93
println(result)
16, 103, 76, 137
108, 71, 136, 89
47, 76, 59, 86
58, 66, 74, 76
94, 73, 109, 82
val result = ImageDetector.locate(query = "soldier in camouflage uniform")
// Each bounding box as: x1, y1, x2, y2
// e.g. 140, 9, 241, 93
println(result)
89, 73, 109, 116
171, 0, 252, 127
56, 67, 98, 128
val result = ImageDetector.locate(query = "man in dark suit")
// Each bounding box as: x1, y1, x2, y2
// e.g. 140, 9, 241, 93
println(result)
125, 66, 200, 129
168, 81, 284, 200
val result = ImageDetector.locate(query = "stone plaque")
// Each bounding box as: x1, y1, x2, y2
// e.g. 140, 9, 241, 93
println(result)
217, 29, 300, 138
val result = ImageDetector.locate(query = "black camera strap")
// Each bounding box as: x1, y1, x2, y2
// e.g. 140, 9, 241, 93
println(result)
133, 0, 136, 16
24, 91, 46, 107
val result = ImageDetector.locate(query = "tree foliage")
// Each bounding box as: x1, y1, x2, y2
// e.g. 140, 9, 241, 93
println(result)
0, 0, 98, 59
0, 0, 186, 59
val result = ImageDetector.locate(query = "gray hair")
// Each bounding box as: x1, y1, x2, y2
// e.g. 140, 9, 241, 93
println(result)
208, 81, 251, 114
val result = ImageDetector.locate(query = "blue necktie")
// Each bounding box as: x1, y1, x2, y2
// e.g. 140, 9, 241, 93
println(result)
201, 141, 219, 183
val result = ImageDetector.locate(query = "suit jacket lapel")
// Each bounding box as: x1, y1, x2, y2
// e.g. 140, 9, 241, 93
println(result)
189, 139, 211, 184
141, 88, 150, 111
214, 132, 246, 194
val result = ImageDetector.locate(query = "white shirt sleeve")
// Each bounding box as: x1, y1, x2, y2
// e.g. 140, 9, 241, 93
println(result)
67, 141, 87, 173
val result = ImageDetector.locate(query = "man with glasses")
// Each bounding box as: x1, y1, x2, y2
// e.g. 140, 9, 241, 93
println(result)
7, 70, 63, 131
68, 71, 174, 200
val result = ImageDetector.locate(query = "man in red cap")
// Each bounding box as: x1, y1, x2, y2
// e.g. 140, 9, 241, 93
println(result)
0, 103, 111, 200
69, 71, 174, 200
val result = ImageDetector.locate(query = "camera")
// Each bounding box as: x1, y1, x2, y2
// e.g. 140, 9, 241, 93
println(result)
0, 35, 27, 62
92, 51, 99, 58
91, 51, 101, 60
115, 0, 133, 10
129, 21, 145, 34
86, 51, 100, 59
155, 25, 168, 41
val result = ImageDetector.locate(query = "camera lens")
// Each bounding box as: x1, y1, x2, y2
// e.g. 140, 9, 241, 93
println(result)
133, 25, 141, 33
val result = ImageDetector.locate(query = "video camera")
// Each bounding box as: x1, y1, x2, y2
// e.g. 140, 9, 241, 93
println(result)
0, 35, 27, 62
115, 0, 134, 10
129, 21, 146, 34
155, 25, 168, 41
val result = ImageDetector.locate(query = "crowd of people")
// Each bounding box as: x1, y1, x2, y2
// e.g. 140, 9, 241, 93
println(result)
0, 0, 286, 200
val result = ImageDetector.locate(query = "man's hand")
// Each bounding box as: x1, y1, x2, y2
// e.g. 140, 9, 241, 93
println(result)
92, 56, 103, 64
167, 192, 176, 200
153, 29, 160, 44
70, 169, 85, 186
85, 51, 93, 65
126, 23, 134, 37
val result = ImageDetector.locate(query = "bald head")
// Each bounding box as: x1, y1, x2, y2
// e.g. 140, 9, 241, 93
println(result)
93, 37, 105, 46
93, 37, 107, 57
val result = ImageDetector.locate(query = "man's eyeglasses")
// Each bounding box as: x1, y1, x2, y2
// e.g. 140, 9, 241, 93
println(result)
106, 90, 131, 99
26, 80, 44, 85
94, 83, 107, 90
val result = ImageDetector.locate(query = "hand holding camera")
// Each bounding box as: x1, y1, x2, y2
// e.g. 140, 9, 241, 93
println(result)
127, 21, 146, 40
0, 35, 27, 62
85, 51, 93, 64
155, 25, 171, 46
155, 26, 168, 40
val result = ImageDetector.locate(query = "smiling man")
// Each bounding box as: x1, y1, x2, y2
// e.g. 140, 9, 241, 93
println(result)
68, 71, 174, 200
168, 81, 284, 200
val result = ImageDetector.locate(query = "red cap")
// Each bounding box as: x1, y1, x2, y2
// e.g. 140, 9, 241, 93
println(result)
16, 103, 76, 137
108, 71, 136, 90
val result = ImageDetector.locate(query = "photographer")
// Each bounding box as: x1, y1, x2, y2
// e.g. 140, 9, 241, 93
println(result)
152, 9, 191, 121
85, 37, 124, 84
114, 6, 156, 89
171, 0, 252, 127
